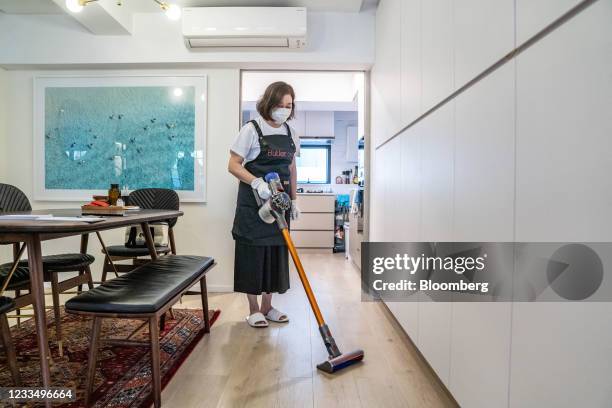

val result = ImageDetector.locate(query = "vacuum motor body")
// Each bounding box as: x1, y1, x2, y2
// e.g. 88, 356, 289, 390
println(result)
255, 172, 291, 225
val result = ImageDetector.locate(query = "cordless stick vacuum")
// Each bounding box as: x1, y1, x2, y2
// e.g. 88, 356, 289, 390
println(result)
253, 172, 364, 374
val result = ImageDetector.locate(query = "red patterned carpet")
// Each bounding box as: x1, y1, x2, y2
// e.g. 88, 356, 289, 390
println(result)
0, 307, 220, 407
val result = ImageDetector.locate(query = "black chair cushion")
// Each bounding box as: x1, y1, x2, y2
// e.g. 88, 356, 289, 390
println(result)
105, 245, 171, 258
19, 253, 95, 273
0, 296, 16, 315
0, 263, 31, 290
65, 255, 214, 314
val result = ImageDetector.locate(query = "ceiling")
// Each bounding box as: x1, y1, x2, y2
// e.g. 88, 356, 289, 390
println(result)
0, 0, 376, 14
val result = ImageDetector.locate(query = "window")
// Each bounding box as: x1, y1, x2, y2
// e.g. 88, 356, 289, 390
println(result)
297, 145, 331, 184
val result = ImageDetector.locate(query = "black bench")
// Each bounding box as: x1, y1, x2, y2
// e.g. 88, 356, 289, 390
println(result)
65, 255, 216, 408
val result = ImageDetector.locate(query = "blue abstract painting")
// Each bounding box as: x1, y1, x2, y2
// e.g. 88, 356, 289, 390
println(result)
44, 86, 197, 191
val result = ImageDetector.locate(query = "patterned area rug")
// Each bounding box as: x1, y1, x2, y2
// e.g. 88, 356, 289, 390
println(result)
0, 307, 220, 407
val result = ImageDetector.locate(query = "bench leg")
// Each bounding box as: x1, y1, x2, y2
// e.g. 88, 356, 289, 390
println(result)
149, 317, 162, 408
85, 317, 102, 407
50, 272, 63, 357
14, 289, 21, 328
200, 276, 210, 333
159, 314, 166, 332
0, 313, 21, 386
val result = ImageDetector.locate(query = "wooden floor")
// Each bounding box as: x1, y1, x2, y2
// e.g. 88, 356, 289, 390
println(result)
161, 253, 457, 408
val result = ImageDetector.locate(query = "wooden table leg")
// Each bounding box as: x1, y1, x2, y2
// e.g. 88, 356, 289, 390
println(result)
140, 222, 158, 260
78, 234, 89, 293
168, 227, 177, 255
26, 234, 52, 407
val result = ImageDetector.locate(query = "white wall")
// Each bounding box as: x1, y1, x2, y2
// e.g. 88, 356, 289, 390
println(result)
370, 0, 612, 407
0, 67, 8, 261
0, 68, 7, 181
1, 68, 240, 291
0, 11, 375, 69
0, 8, 376, 290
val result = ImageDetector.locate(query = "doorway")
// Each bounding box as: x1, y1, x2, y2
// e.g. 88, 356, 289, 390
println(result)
240, 70, 368, 268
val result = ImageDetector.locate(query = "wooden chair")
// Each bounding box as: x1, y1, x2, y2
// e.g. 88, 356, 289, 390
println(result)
0, 296, 21, 385
100, 188, 179, 282
0, 183, 95, 356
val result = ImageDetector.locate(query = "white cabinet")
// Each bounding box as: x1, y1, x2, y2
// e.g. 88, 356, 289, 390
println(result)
400, 0, 422, 125
292, 194, 335, 249
421, 0, 454, 112
453, 0, 514, 88
304, 111, 334, 138
510, 3, 612, 407
372, 0, 402, 147
345, 126, 358, 162
288, 110, 306, 136
247, 110, 332, 138
516, 0, 581, 44
453, 62, 515, 241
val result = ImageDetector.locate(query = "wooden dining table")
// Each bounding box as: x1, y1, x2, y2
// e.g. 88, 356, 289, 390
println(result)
0, 208, 183, 406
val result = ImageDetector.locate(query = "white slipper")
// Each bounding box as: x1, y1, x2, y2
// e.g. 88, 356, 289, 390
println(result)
265, 308, 289, 323
246, 312, 269, 328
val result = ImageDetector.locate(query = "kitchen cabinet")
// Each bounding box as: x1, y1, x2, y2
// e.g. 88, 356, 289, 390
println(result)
248, 110, 334, 138
345, 126, 358, 162
304, 111, 334, 137
291, 194, 335, 250
288, 110, 306, 136
348, 210, 362, 269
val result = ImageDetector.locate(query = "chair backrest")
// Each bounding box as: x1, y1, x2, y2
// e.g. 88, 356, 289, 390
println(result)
129, 188, 180, 228
0, 184, 32, 213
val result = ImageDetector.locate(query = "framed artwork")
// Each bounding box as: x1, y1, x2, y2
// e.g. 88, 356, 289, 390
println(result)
33, 75, 207, 202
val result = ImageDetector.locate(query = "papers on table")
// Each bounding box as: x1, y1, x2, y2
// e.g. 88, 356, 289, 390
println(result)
0, 214, 104, 223
0, 214, 53, 220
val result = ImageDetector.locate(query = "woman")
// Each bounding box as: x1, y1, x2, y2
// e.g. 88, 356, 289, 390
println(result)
228, 81, 301, 328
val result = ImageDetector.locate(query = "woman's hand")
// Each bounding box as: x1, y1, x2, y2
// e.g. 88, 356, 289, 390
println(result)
251, 178, 272, 200
290, 200, 300, 220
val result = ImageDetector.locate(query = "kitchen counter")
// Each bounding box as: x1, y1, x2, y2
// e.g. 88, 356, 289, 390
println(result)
296, 192, 335, 196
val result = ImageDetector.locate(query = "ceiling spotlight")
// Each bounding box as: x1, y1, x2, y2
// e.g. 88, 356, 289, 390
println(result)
66, 0, 98, 13
155, 1, 181, 20
65, 0, 181, 20
66, 0, 84, 12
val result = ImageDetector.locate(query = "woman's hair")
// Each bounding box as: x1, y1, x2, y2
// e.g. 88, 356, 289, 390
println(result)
256, 81, 296, 121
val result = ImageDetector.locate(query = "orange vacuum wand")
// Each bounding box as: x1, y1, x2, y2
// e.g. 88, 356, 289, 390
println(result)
255, 172, 364, 373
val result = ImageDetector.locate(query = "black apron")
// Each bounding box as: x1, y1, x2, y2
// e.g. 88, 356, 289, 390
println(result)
232, 120, 296, 295
232, 120, 296, 246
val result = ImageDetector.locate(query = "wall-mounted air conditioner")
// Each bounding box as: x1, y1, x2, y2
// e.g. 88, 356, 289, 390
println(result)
182, 7, 307, 49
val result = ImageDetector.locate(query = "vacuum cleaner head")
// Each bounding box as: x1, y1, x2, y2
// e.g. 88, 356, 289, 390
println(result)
316, 349, 365, 374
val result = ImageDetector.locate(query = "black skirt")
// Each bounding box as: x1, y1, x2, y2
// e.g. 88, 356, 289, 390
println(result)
234, 241, 290, 295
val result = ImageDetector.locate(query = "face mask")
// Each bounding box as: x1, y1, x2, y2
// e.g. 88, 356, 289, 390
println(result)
271, 107, 291, 125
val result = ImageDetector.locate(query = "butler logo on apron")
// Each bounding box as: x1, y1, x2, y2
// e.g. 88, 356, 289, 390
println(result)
232, 120, 296, 246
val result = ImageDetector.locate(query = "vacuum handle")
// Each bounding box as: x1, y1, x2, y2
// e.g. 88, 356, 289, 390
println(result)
281, 228, 325, 326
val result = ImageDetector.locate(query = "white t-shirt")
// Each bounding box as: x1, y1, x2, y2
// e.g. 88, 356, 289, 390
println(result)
230, 116, 300, 164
